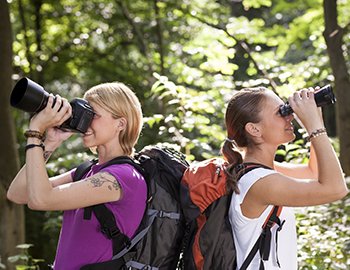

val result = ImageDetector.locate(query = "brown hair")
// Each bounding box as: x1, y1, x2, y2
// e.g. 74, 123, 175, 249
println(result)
221, 87, 268, 193
84, 82, 143, 156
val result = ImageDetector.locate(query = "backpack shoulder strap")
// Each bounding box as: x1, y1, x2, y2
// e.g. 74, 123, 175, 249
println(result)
73, 156, 145, 256
235, 163, 283, 270
101, 156, 146, 179
239, 205, 282, 270
234, 162, 272, 179
73, 159, 98, 182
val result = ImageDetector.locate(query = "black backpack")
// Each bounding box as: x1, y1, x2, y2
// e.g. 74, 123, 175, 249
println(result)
180, 159, 283, 270
73, 145, 189, 270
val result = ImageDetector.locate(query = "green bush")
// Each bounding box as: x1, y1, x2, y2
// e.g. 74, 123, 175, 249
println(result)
296, 194, 350, 269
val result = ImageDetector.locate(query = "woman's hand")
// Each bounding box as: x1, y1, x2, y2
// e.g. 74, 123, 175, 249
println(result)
288, 87, 324, 133
29, 94, 73, 150
44, 127, 74, 151
29, 94, 72, 133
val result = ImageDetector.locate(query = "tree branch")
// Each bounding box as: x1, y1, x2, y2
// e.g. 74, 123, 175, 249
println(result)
115, 0, 155, 77
188, 13, 278, 93
115, 0, 148, 56
153, 0, 165, 75
18, 0, 33, 77
33, 0, 44, 84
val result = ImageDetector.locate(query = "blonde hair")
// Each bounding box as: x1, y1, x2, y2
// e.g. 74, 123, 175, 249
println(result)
84, 82, 143, 156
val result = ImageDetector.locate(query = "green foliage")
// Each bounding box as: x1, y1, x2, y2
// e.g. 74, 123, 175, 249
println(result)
296, 196, 350, 269
7, 244, 45, 270
144, 73, 228, 160
7, 0, 350, 268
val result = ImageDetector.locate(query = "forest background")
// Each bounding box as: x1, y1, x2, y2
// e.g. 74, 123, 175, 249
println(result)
0, 0, 349, 269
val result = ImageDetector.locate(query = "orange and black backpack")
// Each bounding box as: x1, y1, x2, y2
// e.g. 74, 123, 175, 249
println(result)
179, 158, 283, 270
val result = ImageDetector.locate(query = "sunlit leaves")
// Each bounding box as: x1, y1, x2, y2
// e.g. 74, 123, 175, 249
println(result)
277, 136, 349, 268
147, 73, 227, 158
296, 196, 350, 269
7, 244, 45, 269
243, 0, 272, 9
8, 0, 350, 267
227, 17, 265, 35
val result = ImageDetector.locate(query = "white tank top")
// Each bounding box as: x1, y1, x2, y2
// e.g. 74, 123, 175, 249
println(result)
229, 168, 297, 270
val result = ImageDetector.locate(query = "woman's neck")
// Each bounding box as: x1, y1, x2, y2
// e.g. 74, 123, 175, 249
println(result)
97, 144, 126, 164
243, 146, 276, 168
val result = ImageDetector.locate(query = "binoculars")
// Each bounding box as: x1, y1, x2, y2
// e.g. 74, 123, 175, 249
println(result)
279, 85, 336, 116
10, 77, 95, 133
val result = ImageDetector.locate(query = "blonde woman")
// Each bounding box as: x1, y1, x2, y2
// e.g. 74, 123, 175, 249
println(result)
7, 82, 147, 269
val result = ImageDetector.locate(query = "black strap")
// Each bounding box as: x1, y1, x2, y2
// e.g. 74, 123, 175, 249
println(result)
73, 156, 146, 182
234, 163, 283, 270
275, 219, 285, 267
73, 159, 98, 182
100, 156, 146, 179
73, 156, 146, 256
239, 206, 282, 270
234, 162, 272, 179
92, 204, 131, 255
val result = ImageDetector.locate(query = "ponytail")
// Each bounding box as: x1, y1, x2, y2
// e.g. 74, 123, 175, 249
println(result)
222, 87, 268, 194
221, 140, 243, 194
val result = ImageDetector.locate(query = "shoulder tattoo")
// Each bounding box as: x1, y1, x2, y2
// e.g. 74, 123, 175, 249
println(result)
89, 172, 121, 191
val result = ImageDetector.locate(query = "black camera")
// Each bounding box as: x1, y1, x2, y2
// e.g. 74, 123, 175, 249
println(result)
279, 85, 336, 117
10, 77, 95, 133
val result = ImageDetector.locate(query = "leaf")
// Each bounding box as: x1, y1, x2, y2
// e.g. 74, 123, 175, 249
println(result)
16, 244, 33, 250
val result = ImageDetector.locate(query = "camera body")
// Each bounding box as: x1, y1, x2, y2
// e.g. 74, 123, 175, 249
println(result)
10, 77, 95, 133
59, 98, 95, 133
279, 85, 336, 117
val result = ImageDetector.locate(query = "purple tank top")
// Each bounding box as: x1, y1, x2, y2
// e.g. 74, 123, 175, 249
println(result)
53, 163, 147, 270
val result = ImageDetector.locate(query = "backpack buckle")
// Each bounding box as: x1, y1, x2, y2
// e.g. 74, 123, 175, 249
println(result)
266, 219, 275, 228
158, 211, 165, 218
101, 226, 120, 239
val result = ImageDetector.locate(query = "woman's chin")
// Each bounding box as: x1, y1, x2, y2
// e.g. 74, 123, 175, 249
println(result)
82, 137, 94, 148
287, 133, 296, 142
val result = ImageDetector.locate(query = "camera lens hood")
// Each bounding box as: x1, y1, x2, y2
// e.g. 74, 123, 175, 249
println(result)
10, 77, 49, 113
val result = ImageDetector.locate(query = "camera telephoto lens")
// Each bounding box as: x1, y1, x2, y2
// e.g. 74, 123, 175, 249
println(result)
10, 77, 50, 113
10, 77, 95, 133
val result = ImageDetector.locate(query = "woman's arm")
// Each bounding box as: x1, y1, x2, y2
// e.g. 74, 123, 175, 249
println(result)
274, 104, 324, 179
10, 135, 122, 211
242, 89, 348, 218
7, 95, 73, 204
243, 134, 347, 218
263, 134, 346, 207
274, 144, 318, 179
26, 169, 122, 211
12, 95, 123, 211
7, 137, 74, 204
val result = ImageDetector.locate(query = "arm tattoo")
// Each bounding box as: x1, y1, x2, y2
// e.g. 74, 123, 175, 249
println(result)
89, 172, 121, 191
43, 151, 53, 162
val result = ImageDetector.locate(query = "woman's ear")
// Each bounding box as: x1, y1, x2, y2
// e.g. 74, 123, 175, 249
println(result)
245, 122, 261, 138
116, 117, 127, 131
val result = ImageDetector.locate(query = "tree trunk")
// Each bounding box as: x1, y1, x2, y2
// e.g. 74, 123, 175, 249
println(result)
0, 1, 25, 268
323, 0, 350, 176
